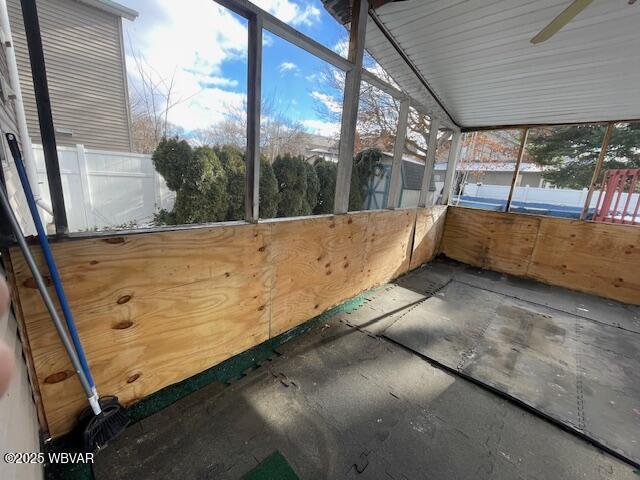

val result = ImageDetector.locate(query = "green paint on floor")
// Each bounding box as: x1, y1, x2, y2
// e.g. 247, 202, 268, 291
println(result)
242, 452, 301, 480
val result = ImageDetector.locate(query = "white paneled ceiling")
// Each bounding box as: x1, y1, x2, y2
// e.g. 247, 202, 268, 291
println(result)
363, 0, 640, 128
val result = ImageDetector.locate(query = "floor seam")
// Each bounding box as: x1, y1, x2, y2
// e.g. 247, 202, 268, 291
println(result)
453, 278, 640, 336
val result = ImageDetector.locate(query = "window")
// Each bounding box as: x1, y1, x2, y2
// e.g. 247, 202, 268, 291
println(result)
398, 107, 430, 208
514, 124, 606, 218
451, 130, 523, 211
349, 81, 399, 211
432, 128, 455, 206
261, 30, 344, 218
590, 122, 640, 224
27, 2, 253, 231
263, 0, 348, 58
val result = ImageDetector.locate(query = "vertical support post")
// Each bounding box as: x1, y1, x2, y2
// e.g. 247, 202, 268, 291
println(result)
334, 0, 368, 214
20, 0, 67, 235
245, 13, 262, 222
418, 116, 441, 207
75, 144, 94, 230
580, 122, 614, 220
387, 97, 409, 209
439, 130, 462, 205
505, 127, 529, 212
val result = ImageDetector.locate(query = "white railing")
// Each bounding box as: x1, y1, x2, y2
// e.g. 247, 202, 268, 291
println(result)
32, 144, 174, 232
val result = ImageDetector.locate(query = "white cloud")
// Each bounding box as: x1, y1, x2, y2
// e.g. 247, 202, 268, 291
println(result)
333, 38, 349, 57
125, 0, 248, 131
252, 0, 320, 26
279, 61, 298, 73
123, 0, 323, 132
206, 76, 239, 88
303, 119, 341, 137
310, 91, 342, 114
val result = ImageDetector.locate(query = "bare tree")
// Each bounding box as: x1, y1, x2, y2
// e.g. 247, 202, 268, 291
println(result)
189, 94, 307, 162
314, 61, 451, 160
128, 46, 188, 153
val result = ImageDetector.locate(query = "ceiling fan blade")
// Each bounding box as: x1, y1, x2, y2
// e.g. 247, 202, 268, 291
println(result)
530, 0, 594, 44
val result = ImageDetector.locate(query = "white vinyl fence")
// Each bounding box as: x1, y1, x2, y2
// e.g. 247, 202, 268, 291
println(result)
33, 144, 175, 232
461, 183, 639, 210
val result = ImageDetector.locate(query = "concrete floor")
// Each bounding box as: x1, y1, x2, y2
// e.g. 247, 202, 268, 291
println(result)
94, 259, 640, 480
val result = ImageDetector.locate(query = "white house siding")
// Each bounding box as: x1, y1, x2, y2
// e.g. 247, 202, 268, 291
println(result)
8, 0, 132, 151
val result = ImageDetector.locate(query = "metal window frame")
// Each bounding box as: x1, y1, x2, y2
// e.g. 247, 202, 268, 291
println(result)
439, 130, 462, 206
460, 121, 622, 220
418, 116, 441, 207
20, 0, 68, 235
334, 0, 368, 214
386, 97, 409, 209
505, 127, 530, 212
245, 13, 262, 222
216, 0, 460, 218
21, 0, 468, 242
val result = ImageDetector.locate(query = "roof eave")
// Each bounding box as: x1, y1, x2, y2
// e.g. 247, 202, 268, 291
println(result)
76, 0, 139, 20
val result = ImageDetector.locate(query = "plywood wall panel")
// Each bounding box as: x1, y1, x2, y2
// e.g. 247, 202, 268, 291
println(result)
441, 207, 540, 276
9, 208, 449, 437
270, 214, 370, 337
441, 207, 640, 305
410, 206, 447, 270
361, 209, 415, 287
9, 223, 273, 436
529, 217, 640, 304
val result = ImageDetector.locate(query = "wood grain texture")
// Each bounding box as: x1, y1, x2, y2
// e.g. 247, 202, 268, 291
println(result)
410, 206, 447, 270
360, 208, 415, 287
270, 209, 416, 336
441, 207, 540, 276
270, 214, 369, 337
441, 207, 640, 305
8, 208, 433, 437
9, 223, 273, 436
529, 217, 640, 304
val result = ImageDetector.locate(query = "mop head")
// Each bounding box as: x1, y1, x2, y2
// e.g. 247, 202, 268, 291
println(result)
77, 396, 129, 452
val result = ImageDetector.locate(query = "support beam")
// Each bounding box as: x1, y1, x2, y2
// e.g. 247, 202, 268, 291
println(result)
334, 0, 368, 214
361, 70, 403, 100
245, 14, 262, 222
215, 0, 351, 72
439, 130, 462, 205
505, 128, 530, 212
580, 122, 614, 220
20, 0, 67, 235
418, 117, 441, 207
386, 98, 409, 209
461, 117, 640, 133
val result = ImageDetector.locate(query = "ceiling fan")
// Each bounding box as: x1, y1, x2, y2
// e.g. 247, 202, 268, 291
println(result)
530, 0, 637, 44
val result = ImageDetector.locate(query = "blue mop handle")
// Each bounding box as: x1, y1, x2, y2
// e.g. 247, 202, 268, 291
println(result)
7, 133, 96, 390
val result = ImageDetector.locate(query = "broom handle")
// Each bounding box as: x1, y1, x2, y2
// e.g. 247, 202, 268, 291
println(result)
5, 133, 96, 390
0, 182, 93, 398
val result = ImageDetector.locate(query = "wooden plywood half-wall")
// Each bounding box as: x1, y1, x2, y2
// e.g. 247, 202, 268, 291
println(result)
410, 206, 447, 270
441, 207, 640, 305
7, 207, 443, 437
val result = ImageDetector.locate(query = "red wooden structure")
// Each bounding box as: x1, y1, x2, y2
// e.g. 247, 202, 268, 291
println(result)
593, 168, 640, 225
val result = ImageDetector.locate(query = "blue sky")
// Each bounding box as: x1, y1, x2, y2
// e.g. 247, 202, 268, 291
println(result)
121, 0, 347, 136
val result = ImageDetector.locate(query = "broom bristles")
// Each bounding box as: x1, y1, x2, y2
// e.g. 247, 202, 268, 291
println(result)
78, 396, 129, 452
